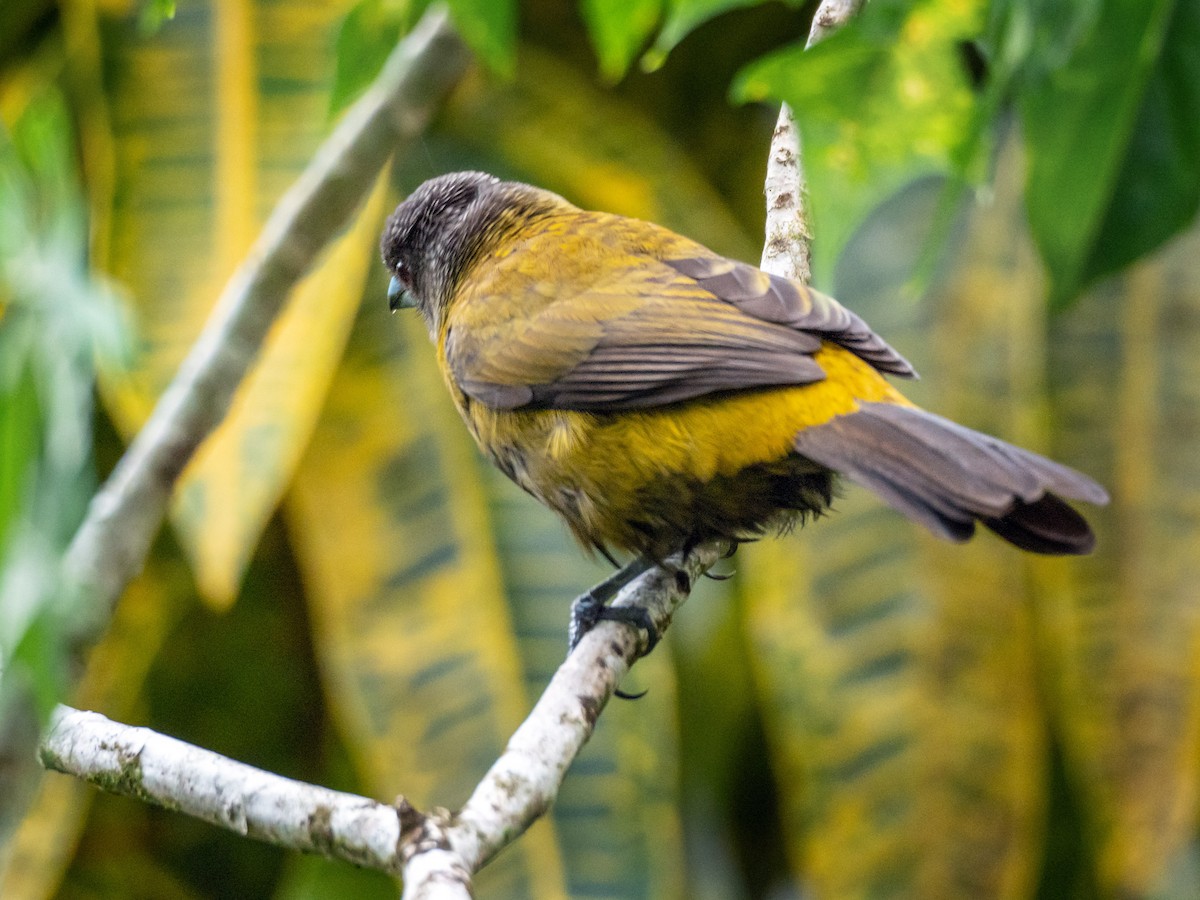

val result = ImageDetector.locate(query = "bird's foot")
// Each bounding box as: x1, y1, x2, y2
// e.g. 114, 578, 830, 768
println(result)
568, 591, 658, 701
567, 591, 660, 657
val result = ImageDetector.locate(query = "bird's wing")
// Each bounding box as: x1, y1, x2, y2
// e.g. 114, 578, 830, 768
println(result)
446, 242, 914, 413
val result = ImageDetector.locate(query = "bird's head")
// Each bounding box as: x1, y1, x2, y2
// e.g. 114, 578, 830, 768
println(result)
380, 171, 562, 334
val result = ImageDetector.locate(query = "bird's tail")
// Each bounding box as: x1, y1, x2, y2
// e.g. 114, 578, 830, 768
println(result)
792, 402, 1109, 555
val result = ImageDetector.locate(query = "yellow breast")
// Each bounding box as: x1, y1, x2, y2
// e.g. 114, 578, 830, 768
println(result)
443, 342, 909, 554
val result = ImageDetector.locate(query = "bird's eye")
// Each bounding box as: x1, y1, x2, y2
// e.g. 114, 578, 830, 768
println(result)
387, 261, 417, 312
394, 261, 413, 287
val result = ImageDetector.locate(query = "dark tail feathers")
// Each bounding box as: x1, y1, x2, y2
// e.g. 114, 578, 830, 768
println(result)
793, 402, 1109, 555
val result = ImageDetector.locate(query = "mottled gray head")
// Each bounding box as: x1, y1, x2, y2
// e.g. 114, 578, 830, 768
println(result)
381, 172, 569, 334
380, 171, 501, 323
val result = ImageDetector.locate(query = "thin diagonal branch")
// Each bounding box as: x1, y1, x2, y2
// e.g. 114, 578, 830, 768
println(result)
3, 5, 468, 861
66, 6, 468, 638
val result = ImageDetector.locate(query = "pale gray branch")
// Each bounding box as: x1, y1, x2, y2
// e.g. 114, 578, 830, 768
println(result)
40, 708, 407, 871
760, 104, 811, 283
807, 0, 866, 46
408, 546, 721, 893
761, 0, 865, 284
38, 548, 720, 890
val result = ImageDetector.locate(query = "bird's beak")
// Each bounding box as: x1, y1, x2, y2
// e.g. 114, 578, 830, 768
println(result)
387, 276, 415, 312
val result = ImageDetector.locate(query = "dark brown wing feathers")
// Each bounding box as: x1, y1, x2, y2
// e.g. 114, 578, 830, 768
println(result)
663, 256, 916, 378
443, 225, 1106, 554
793, 402, 1108, 554
390, 174, 1107, 556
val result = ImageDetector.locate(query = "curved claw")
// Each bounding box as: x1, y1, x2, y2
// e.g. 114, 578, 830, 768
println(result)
567, 555, 665, 700
614, 686, 649, 701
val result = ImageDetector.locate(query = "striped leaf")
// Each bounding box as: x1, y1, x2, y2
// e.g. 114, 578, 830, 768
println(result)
1046, 201, 1200, 897
286, 296, 567, 898
98, 0, 373, 606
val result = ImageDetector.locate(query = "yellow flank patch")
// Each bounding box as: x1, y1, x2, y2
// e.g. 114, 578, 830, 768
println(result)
461, 343, 912, 517
572, 344, 911, 484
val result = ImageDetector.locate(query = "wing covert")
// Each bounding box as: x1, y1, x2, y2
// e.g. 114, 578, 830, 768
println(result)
662, 256, 915, 377
444, 227, 913, 412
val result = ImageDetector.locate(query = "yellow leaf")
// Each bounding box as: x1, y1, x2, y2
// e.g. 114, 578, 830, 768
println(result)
742, 154, 1054, 897
174, 174, 390, 603
98, 0, 370, 607
1, 556, 190, 900
286, 300, 568, 899
1046, 214, 1200, 896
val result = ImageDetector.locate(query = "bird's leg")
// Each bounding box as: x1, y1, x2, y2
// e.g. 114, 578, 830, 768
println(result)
568, 555, 657, 655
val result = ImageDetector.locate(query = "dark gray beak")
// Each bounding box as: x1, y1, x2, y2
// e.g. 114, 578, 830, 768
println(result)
387, 276, 415, 312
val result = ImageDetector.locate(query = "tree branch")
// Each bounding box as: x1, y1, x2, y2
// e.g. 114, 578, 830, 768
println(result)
760, 105, 811, 283
40, 708, 407, 871
761, 0, 864, 284
807, 0, 865, 46
40, 549, 721, 887
406, 547, 721, 890
65, 5, 468, 645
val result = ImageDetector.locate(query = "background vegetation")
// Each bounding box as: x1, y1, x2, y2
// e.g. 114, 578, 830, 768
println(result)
1, 0, 1198, 897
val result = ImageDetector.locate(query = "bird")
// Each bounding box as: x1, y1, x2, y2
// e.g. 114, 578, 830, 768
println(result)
380, 171, 1109, 652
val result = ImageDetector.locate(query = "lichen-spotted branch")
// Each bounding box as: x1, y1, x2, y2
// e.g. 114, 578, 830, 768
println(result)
39, 549, 719, 890
40, 708, 409, 871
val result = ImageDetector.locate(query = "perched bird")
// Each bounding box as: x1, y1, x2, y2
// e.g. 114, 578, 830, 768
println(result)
381, 171, 1108, 649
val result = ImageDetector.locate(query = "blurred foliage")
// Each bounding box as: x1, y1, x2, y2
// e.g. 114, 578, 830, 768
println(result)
734, 0, 984, 282
1, 1, 1199, 900
0, 83, 130, 715
1014, 0, 1200, 308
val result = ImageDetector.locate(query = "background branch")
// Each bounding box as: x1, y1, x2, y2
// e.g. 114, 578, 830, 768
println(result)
64, 5, 467, 651
2, 5, 468, 862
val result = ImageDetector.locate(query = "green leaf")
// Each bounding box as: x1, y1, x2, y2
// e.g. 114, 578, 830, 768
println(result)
1019, 0, 1178, 308
446, 0, 516, 77
1082, 0, 1200, 290
1043, 216, 1200, 896
0, 361, 39, 558
732, 0, 983, 284
331, 0, 426, 115
580, 0, 662, 81
137, 0, 177, 35
0, 85, 128, 709
982, 0, 1101, 86
645, 0, 772, 68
